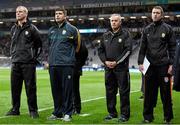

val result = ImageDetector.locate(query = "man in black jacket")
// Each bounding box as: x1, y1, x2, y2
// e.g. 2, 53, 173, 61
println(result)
73, 41, 88, 114
98, 14, 132, 123
138, 6, 176, 124
173, 41, 180, 91
6, 6, 42, 119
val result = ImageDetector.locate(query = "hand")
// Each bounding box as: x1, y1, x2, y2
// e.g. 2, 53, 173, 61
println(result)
105, 61, 117, 69
168, 65, 172, 75
139, 64, 144, 73
43, 62, 49, 69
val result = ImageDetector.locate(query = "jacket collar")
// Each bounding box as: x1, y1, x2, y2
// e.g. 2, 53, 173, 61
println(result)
55, 20, 67, 28
153, 19, 163, 26
15, 18, 30, 28
110, 27, 123, 36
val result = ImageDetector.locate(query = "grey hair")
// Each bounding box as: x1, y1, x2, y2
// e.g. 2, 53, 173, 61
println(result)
110, 14, 121, 20
16, 6, 28, 14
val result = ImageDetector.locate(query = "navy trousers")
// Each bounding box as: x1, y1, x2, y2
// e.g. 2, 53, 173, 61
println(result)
49, 66, 74, 116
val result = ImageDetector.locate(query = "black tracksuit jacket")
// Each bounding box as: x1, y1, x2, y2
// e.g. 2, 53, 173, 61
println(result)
138, 20, 176, 66
10, 21, 42, 63
98, 28, 132, 67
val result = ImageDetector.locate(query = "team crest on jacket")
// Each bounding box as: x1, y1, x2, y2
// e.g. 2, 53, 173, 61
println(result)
118, 38, 122, 43
25, 31, 29, 35
68, 75, 71, 79
62, 30, 66, 35
161, 33, 165, 38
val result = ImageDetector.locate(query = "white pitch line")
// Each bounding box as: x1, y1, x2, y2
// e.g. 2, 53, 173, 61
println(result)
0, 90, 139, 119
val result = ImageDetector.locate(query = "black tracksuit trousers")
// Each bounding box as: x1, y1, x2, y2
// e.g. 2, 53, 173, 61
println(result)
143, 65, 173, 121
11, 63, 38, 113
105, 66, 130, 119
72, 72, 81, 113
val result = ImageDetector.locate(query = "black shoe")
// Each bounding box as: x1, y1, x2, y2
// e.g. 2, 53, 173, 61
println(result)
30, 111, 39, 119
118, 116, 128, 122
76, 109, 81, 114
139, 95, 144, 100
164, 119, 171, 124
104, 114, 117, 121
6, 109, 20, 116
142, 119, 152, 123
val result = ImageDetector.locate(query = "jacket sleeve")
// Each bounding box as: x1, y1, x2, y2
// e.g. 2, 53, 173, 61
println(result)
98, 36, 106, 63
31, 25, 42, 59
75, 28, 81, 53
116, 31, 132, 64
138, 30, 147, 65
167, 26, 176, 65
75, 41, 88, 67
173, 41, 180, 74
10, 25, 16, 37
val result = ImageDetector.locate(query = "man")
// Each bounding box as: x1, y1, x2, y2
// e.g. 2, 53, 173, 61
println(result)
138, 6, 176, 124
173, 40, 180, 91
73, 41, 88, 114
6, 6, 42, 118
98, 14, 132, 122
47, 8, 81, 122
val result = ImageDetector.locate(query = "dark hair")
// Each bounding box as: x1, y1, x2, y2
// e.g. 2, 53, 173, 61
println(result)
152, 6, 164, 15
55, 7, 67, 16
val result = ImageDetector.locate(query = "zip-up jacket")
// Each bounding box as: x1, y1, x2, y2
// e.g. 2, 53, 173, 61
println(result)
98, 28, 132, 67
138, 20, 176, 66
48, 21, 81, 66
10, 20, 42, 63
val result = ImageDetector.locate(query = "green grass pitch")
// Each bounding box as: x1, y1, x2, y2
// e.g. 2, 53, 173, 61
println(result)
0, 68, 180, 124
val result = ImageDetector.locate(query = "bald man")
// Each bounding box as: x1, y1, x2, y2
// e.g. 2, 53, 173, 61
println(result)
6, 6, 42, 119
98, 14, 132, 123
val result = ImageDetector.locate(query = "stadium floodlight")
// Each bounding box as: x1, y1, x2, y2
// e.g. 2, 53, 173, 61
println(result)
164, 15, 170, 18
98, 17, 104, 20
130, 16, 136, 19
88, 18, 94, 20
50, 19, 55, 22
40, 20, 44, 22
121, 17, 125, 20
78, 18, 83, 21
68, 18, 74, 21
32, 20, 37, 23
176, 15, 180, 17
0, 21, 3, 24
141, 16, 147, 19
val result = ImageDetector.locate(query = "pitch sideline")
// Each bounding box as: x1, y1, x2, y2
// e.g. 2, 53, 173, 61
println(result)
0, 90, 140, 119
